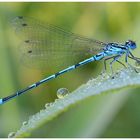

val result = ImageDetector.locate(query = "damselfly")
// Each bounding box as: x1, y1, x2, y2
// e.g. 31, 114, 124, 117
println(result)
0, 16, 140, 105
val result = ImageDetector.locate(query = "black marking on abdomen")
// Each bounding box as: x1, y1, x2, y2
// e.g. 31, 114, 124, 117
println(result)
35, 82, 40, 87
22, 23, 27, 26
25, 40, 30, 43
75, 63, 81, 68
3, 94, 17, 103
55, 72, 60, 78
28, 50, 32, 53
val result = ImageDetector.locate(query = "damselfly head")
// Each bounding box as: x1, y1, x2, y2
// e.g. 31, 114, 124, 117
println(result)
125, 40, 136, 50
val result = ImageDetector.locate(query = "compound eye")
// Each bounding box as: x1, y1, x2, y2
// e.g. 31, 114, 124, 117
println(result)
130, 41, 136, 49
132, 41, 136, 46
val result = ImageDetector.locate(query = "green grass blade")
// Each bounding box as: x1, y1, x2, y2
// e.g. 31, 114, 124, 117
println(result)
12, 67, 140, 138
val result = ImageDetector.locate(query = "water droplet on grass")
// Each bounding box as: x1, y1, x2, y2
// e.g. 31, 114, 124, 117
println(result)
8, 132, 15, 138
57, 88, 69, 99
22, 121, 28, 126
45, 103, 50, 108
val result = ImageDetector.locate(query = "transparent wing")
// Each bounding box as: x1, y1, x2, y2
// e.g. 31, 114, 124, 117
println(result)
11, 16, 107, 70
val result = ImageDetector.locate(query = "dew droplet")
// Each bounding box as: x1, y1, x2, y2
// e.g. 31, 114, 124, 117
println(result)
57, 88, 69, 99
22, 121, 28, 126
55, 99, 59, 102
45, 103, 50, 108
8, 132, 15, 138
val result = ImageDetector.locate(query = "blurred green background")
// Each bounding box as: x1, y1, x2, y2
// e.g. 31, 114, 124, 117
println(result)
0, 2, 140, 138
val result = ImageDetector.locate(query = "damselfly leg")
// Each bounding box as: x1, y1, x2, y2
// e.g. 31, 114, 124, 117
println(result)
102, 55, 127, 76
